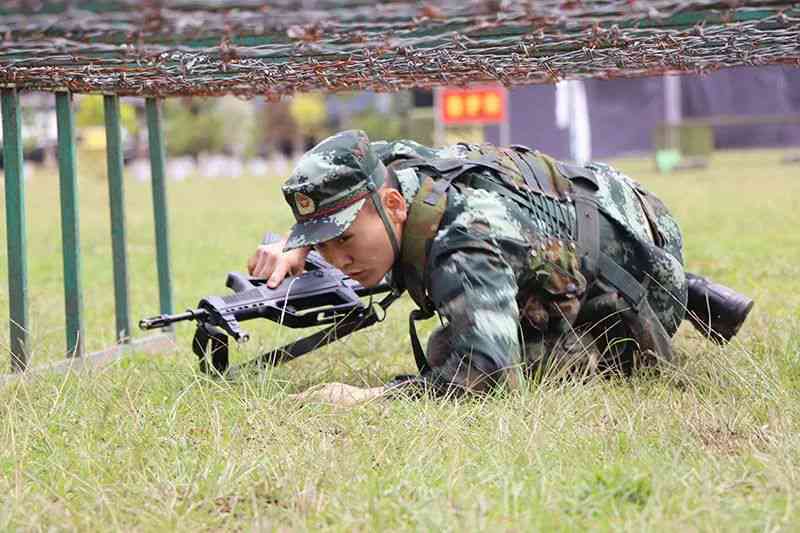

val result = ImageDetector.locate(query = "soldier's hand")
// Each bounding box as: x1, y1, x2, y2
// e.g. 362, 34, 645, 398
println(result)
247, 240, 309, 288
288, 382, 386, 406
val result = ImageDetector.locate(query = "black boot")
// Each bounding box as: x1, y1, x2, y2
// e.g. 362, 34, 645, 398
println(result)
685, 273, 754, 344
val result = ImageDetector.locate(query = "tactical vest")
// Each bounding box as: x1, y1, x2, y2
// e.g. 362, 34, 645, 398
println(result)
391, 143, 667, 372
394, 143, 604, 310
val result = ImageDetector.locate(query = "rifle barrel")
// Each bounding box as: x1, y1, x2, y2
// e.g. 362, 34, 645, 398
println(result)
138, 308, 207, 330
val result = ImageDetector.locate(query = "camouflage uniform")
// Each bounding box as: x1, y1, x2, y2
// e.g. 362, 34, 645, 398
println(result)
283, 131, 687, 397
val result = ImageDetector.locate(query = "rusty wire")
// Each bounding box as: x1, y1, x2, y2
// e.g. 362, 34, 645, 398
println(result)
0, 1, 798, 97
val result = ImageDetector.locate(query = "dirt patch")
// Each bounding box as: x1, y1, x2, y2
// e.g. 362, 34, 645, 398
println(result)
692, 424, 770, 456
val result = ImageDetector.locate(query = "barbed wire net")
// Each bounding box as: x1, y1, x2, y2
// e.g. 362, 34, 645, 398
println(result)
0, 1, 798, 97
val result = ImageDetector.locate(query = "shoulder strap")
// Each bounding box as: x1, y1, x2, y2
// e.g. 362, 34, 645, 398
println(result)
571, 177, 647, 310
401, 173, 448, 313
399, 172, 450, 374
572, 181, 601, 285
505, 145, 574, 200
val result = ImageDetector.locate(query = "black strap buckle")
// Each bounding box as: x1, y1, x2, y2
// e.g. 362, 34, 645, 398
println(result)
409, 308, 434, 373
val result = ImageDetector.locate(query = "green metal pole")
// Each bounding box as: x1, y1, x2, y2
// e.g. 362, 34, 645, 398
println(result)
1, 87, 29, 372
55, 92, 85, 357
103, 94, 131, 343
145, 98, 174, 320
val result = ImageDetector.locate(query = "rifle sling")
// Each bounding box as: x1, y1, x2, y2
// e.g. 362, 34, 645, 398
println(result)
193, 323, 230, 375
572, 182, 600, 284
256, 310, 381, 366
231, 291, 402, 372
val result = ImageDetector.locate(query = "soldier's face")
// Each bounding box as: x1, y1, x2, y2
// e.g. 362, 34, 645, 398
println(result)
314, 189, 406, 287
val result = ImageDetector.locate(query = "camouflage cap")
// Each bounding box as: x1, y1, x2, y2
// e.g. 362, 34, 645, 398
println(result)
282, 130, 387, 251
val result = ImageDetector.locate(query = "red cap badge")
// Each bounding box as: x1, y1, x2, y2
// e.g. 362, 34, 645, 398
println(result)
294, 192, 316, 216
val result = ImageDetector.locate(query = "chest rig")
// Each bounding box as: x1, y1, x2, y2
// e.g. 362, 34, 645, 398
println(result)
395, 143, 612, 309
392, 143, 660, 372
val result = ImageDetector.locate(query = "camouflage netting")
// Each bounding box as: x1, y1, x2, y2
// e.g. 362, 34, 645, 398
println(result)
0, 1, 798, 97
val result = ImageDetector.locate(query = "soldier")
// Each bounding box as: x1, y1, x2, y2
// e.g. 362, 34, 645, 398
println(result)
248, 130, 753, 405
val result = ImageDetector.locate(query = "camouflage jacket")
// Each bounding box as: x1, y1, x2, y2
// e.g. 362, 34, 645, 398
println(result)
372, 140, 687, 396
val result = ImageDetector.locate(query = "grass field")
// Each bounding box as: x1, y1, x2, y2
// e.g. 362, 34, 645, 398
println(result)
1, 148, 799, 531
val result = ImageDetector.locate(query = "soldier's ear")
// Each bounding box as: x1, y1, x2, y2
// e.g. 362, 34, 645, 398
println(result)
381, 189, 407, 223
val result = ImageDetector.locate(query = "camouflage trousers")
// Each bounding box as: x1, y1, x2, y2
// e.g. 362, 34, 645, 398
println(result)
522, 320, 655, 379
426, 319, 666, 383
425, 219, 688, 380
425, 323, 606, 383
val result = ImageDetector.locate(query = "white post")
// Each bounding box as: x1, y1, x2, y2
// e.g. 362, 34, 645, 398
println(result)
664, 75, 682, 150
433, 87, 445, 148
499, 88, 511, 147
556, 80, 591, 164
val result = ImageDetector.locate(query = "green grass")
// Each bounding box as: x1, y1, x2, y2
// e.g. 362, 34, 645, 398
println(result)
1, 148, 800, 531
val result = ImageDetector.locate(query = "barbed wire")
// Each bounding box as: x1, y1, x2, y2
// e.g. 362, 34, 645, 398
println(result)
0, 1, 797, 97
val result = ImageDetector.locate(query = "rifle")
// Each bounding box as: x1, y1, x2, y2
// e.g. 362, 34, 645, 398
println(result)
139, 250, 399, 377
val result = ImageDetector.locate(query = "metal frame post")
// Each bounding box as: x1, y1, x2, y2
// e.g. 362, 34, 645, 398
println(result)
56, 91, 85, 357
1, 87, 30, 371
103, 94, 131, 343
145, 98, 174, 320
